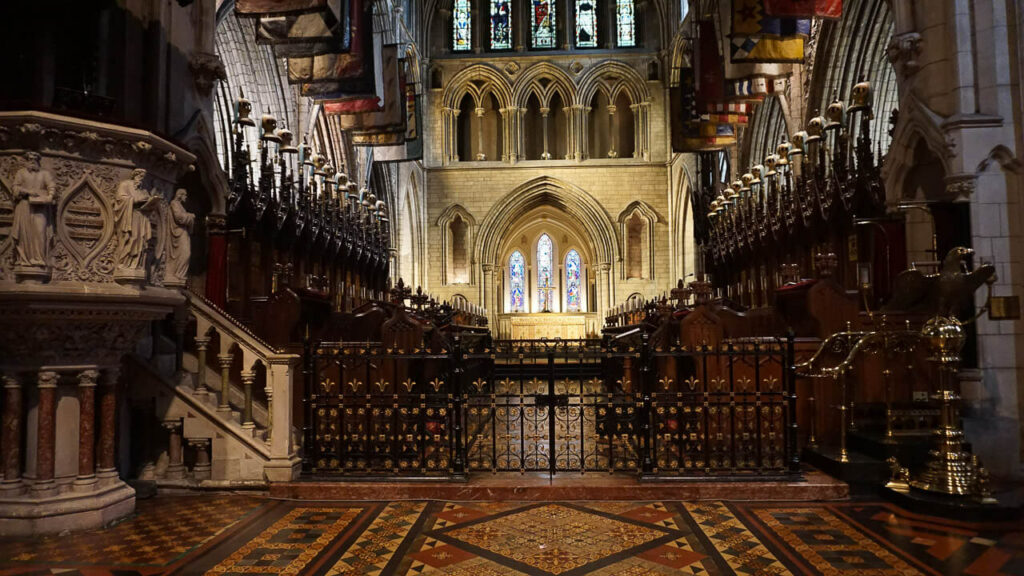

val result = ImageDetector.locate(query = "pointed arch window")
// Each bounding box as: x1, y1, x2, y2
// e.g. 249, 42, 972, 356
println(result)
536, 234, 554, 311
531, 0, 557, 48
565, 249, 582, 311
453, 0, 472, 51
509, 250, 526, 312
575, 0, 598, 47
616, 0, 635, 47
490, 0, 512, 50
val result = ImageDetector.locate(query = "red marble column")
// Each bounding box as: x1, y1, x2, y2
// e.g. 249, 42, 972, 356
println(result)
76, 369, 99, 483
33, 370, 59, 492
1, 375, 22, 489
97, 368, 120, 477
205, 215, 228, 309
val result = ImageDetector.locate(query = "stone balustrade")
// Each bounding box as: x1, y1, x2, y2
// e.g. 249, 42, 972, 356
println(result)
187, 291, 302, 481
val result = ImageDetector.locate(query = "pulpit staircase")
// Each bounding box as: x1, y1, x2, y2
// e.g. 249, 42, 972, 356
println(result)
126, 291, 301, 488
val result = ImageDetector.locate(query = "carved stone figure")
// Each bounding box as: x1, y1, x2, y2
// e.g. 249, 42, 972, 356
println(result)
10, 151, 56, 280
164, 188, 195, 287
114, 169, 158, 281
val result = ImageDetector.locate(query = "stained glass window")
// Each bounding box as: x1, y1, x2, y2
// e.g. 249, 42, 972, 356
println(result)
509, 251, 526, 312
565, 249, 582, 311
490, 0, 512, 50
453, 0, 472, 51
616, 0, 635, 47
537, 234, 553, 311
532, 0, 556, 48
575, 0, 598, 47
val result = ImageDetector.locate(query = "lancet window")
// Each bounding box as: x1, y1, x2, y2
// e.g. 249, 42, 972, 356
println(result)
490, 0, 512, 50
616, 0, 635, 47
531, 0, 557, 48
453, 0, 472, 51
575, 0, 598, 47
536, 233, 554, 312
509, 250, 526, 311
565, 249, 582, 311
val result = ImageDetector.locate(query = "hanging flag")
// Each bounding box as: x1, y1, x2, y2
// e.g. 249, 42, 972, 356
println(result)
731, 0, 809, 63
678, 122, 737, 151
671, 67, 699, 152
763, 0, 841, 19
701, 113, 748, 125
696, 20, 724, 112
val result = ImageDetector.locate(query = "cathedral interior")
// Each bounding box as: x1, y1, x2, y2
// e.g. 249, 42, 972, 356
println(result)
1, 0, 1024, 573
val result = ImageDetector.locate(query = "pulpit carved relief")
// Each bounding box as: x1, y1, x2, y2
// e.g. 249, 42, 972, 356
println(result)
0, 112, 196, 288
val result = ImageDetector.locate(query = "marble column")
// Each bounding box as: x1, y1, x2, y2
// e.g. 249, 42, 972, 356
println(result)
541, 107, 551, 160
1, 375, 23, 492
189, 438, 211, 480
194, 336, 210, 394
33, 371, 59, 494
475, 107, 487, 161
163, 420, 185, 480
217, 353, 233, 411
75, 369, 99, 487
607, 104, 619, 158
97, 368, 120, 479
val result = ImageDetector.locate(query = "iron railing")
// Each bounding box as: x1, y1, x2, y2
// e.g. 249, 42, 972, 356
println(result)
302, 335, 799, 479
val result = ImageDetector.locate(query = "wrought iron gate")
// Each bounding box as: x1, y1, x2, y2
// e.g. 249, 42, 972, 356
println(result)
302, 335, 797, 479
461, 339, 638, 474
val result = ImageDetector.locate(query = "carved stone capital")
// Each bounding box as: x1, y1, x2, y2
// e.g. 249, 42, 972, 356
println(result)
194, 336, 210, 351
161, 419, 182, 432
37, 371, 59, 389
944, 174, 975, 199
77, 369, 100, 388
189, 52, 226, 96
887, 32, 922, 77
217, 353, 234, 369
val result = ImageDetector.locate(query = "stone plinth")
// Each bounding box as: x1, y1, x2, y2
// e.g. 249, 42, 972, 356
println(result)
0, 285, 183, 535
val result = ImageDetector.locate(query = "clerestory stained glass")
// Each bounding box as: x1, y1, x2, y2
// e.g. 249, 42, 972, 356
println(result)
453, 0, 472, 51
565, 249, 581, 311
537, 234, 553, 311
616, 0, 635, 47
575, 0, 598, 47
509, 250, 526, 312
532, 0, 557, 48
490, 0, 512, 50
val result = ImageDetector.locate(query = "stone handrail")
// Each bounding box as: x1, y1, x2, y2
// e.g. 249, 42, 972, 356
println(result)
186, 289, 301, 481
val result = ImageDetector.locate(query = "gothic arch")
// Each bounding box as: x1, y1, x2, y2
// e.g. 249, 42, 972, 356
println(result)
742, 95, 790, 169
668, 32, 691, 88
618, 201, 660, 280
442, 64, 514, 110
437, 204, 478, 285
669, 163, 695, 280
398, 171, 426, 288
882, 95, 953, 203
978, 145, 1024, 176
808, 0, 896, 150
511, 63, 575, 108
475, 176, 619, 267
575, 60, 650, 106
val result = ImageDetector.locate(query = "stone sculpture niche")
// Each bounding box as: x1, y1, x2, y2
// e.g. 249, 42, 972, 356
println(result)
164, 188, 195, 287
114, 168, 161, 285
10, 151, 56, 282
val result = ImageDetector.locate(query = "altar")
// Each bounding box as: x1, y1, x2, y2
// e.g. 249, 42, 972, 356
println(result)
496, 313, 600, 340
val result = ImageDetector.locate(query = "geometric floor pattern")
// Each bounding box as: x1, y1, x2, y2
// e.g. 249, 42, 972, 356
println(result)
1, 495, 1023, 575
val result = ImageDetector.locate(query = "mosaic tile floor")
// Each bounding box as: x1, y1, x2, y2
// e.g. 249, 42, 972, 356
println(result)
1, 495, 1022, 575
